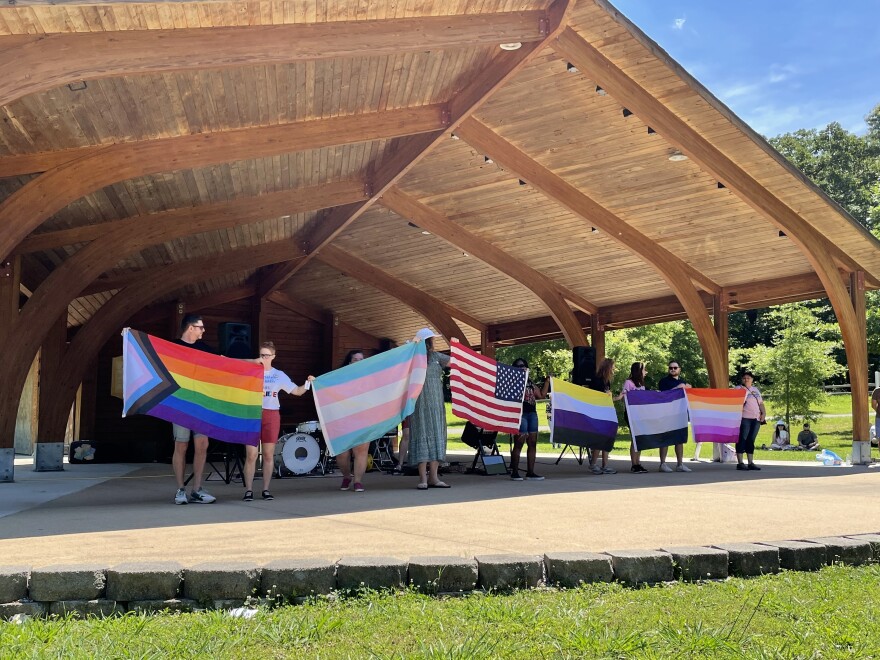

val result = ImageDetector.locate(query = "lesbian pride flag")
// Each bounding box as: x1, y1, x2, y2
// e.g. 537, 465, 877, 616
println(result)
312, 341, 427, 456
685, 388, 747, 443
122, 328, 263, 445
550, 378, 618, 451
624, 388, 689, 451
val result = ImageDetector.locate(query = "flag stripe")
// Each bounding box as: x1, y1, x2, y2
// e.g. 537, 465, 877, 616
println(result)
631, 428, 689, 450
686, 388, 746, 443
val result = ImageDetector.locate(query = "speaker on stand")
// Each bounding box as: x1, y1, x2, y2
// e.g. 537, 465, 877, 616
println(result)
218, 322, 253, 359
572, 345, 596, 387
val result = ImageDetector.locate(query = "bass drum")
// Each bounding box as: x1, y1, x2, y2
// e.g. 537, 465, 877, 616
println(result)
275, 432, 321, 475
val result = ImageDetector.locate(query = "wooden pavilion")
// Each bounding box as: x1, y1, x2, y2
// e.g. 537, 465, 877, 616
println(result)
1, 0, 878, 481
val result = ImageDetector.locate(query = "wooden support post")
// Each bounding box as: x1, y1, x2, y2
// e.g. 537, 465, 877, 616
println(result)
481, 331, 496, 359
0, 255, 20, 347
590, 315, 606, 365
78, 373, 98, 441
35, 315, 67, 471
849, 271, 871, 462
712, 294, 730, 387
171, 301, 185, 339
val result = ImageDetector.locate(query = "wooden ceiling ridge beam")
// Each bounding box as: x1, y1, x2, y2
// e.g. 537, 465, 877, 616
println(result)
316, 244, 481, 341
15, 179, 367, 254
0, 105, 446, 261
380, 185, 593, 346
255, 0, 575, 298
553, 28, 878, 287
0, 11, 550, 109
454, 116, 728, 386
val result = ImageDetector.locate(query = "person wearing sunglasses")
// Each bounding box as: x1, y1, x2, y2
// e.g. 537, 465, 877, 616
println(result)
171, 314, 218, 505
242, 341, 315, 502
656, 360, 693, 473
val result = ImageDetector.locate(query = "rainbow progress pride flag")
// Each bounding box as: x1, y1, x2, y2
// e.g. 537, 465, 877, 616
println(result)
686, 388, 747, 443
122, 328, 263, 445
550, 378, 618, 451
312, 341, 427, 456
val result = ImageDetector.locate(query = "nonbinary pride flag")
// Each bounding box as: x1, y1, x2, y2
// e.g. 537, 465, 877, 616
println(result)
686, 388, 747, 443
624, 388, 689, 451
312, 341, 427, 456
449, 339, 526, 434
550, 378, 618, 451
122, 328, 263, 445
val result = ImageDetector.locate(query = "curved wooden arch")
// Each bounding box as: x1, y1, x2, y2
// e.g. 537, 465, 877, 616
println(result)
0, 13, 548, 111
0, 105, 447, 261
454, 117, 728, 387
316, 245, 472, 343
553, 28, 871, 437
381, 186, 593, 347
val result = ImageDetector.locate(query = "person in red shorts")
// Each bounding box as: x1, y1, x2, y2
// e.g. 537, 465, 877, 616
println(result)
242, 341, 314, 502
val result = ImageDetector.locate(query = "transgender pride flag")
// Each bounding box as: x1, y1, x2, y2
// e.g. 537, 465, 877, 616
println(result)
686, 388, 747, 443
624, 389, 689, 451
312, 342, 427, 456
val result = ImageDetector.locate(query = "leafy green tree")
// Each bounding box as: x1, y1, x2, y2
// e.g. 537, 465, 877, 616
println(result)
732, 303, 844, 425
496, 340, 572, 383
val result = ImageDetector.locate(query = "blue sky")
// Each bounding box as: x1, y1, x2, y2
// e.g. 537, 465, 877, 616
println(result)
612, 1, 880, 137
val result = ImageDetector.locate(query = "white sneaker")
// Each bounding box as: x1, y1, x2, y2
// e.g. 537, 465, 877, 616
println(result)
675, 464, 692, 472
174, 488, 188, 505
591, 465, 603, 475
659, 463, 673, 473
189, 487, 216, 504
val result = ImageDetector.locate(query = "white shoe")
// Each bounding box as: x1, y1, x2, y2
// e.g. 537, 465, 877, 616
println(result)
174, 488, 188, 505
189, 487, 216, 504
659, 463, 673, 473
675, 464, 692, 472
591, 465, 603, 475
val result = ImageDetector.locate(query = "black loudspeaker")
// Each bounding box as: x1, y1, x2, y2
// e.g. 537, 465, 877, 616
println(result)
572, 345, 596, 387
218, 322, 253, 358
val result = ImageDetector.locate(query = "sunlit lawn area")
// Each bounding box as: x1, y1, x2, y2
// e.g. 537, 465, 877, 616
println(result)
443, 394, 870, 464
4, 565, 879, 658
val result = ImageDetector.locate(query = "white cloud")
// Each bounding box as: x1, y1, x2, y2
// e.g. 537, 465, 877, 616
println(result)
673, 17, 686, 30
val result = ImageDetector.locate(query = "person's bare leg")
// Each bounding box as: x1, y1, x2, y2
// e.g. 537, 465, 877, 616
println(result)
192, 434, 209, 490
526, 432, 538, 474
243, 444, 258, 491
353, 443, 369, 483
428, 460, 440, 484
659, 446, 669, 467
675, 443, 684, 466
173, 441, 188, 489
337, 450, 352, 479
511, 434, 526, 474
630, 444, 640, 467
398, 427, 410, 466
418, 461, 428, 487
261, 443, 274, 492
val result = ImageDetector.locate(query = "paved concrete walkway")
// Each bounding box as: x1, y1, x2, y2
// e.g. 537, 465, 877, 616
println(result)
2, 452, 879, 567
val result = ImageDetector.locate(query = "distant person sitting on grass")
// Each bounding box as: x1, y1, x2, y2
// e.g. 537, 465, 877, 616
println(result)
762, 421, 791, 451
796, 423, 820, 451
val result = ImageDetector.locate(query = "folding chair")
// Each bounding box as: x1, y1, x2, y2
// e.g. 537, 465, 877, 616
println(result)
462, 422, 508, 475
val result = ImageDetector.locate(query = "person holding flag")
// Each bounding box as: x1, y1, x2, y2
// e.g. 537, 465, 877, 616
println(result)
509, 358, 548, 481
408, 329, 452, 490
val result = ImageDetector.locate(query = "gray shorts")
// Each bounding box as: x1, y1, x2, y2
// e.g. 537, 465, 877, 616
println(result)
172, 424, 207, 443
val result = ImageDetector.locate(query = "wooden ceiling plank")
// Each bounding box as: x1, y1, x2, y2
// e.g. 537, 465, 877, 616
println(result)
256, 0, 575, 298
265, 290, 328, 326
15, 179, 366, 253
380, 185, 592, 345
317, 243, 484, 339
0, 11, 549, 107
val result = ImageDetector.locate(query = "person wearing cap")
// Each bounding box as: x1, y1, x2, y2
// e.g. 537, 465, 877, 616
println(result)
734, 370, 766, 470
408, 328, 452, 490
764, 421, 791, 451
796, 423, 820, 451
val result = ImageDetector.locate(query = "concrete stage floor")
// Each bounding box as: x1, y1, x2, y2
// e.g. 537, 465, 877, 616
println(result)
2, 452, 879, 568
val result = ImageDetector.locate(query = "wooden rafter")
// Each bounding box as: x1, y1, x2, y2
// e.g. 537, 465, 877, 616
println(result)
380, 186, 592, 346
553, 27, 870, 436
316, 244, 477, 342
255, 0, 573, 298
0, 104, 446, 260
14, 180, 366, 255
0, 12, 550, 109
454, 116, 728, 386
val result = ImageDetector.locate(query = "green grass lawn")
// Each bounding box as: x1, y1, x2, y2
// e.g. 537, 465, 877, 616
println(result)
443, 394, 868, 464
4, 565, 879, 658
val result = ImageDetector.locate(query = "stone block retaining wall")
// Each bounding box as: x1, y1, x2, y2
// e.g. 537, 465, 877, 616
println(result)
0, 534, 877, 618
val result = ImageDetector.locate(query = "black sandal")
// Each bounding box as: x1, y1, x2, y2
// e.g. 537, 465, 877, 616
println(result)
261, 490, 274, 501
242, 490, 254, 501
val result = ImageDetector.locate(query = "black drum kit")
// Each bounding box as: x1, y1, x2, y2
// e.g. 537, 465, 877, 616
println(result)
274, 421, 398, 478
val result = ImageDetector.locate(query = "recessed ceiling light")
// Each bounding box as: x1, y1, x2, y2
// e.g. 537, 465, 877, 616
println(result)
668, 150, 688, 162
499, 42, 522, 50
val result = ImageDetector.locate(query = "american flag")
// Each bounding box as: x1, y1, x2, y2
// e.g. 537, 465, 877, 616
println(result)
450, 339, 527, 434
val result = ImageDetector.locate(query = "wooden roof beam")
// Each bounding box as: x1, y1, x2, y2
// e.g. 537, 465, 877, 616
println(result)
454, 116, 728, 387
255, 0, 574, 298
15, 179, 367, 255
0, 104, 446, 260
0, 12, 550, 109
555, 26, 870, 434
316, 244, 479, 342
380, 186, 593, 346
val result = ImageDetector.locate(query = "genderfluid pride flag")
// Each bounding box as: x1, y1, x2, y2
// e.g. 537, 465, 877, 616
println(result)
685, 388, 747, 443
312, 341, 427, 456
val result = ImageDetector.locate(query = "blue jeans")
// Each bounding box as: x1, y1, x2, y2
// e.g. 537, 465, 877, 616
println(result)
737, 418, 760, 455
519, 412, 539, 434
